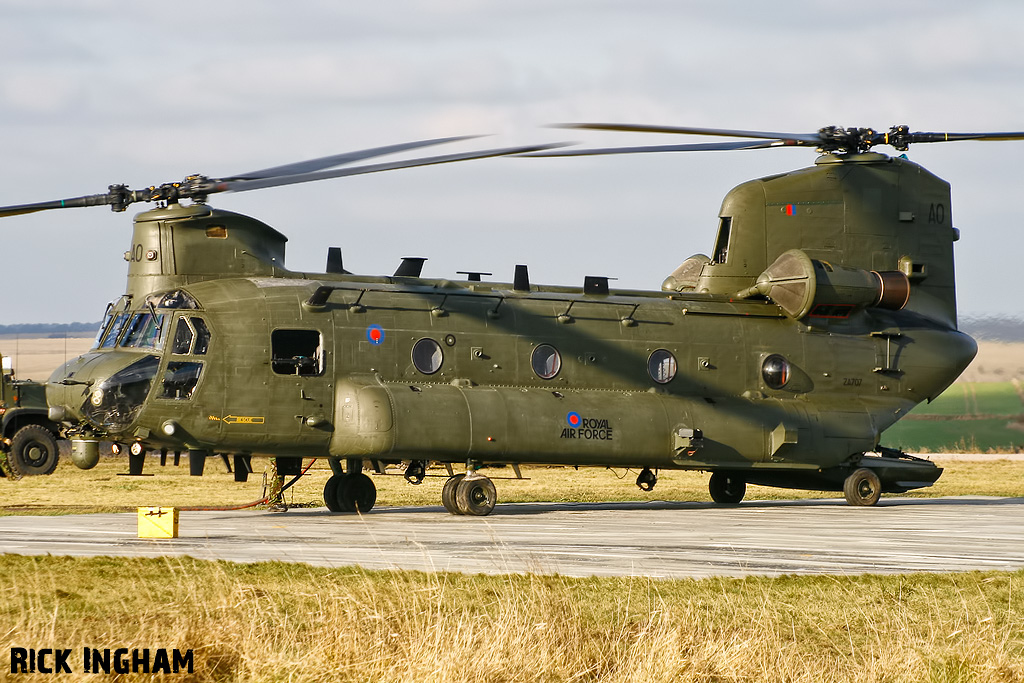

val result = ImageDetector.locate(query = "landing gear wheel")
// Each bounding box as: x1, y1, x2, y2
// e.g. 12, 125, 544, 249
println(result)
636, 467, 657, 491
455, 475, 496, 516
338, 472, 377, 513
323, 474, 344, 512
442, 473, 466, 514
404, 460, 427, 485
708, 472, 746, 505
844, 468, 881, 506
9, 425, 59, 476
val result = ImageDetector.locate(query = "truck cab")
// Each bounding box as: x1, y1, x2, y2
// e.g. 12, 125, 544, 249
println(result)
1, 354, 60, 476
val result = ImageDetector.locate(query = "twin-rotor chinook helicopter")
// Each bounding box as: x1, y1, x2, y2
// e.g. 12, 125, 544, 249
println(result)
3, 124, 1019, 515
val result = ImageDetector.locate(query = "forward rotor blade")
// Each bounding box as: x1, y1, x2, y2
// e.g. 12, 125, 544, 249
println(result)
0, 192, 123, 218
229, 135, 481, 180
215, 142, 571, 193
555, 123, 822, 144
520, 139, 792, 157
0, 137, 560, 219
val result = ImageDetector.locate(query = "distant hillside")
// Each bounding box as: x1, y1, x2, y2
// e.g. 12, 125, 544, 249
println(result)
0, 322, 100, 338
960, 316, 1024, 343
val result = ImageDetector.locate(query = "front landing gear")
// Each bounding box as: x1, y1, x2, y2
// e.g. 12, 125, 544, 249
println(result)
442, 472, 497, 516
635, 468, 657, 491
324, 459, 377, 513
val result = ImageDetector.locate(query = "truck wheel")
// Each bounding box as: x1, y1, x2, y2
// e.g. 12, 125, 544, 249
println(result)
9, 425, 60, 476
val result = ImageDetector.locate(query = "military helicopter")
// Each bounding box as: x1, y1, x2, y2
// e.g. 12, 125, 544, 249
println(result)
3, 124, 1019, 515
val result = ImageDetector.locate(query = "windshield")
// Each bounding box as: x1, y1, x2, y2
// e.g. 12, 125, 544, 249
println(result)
99, 313, 129, 349
120, 312, 166, 350
92, 312, 114, 349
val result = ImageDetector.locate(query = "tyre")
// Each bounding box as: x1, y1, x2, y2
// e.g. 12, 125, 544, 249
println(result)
9, 425, 59, 476
442, 473, 466, 515
339, 472, 377, 513
455, 475, 496, 516
843, 468, 881, 506
323, 474, 345, 512
708, 471, 745, 505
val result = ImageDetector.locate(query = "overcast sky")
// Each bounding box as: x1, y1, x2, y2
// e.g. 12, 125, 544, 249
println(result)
3, 0, 1024, 324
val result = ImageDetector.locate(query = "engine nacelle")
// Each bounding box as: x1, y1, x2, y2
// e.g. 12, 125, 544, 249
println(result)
737, 249, 909, 319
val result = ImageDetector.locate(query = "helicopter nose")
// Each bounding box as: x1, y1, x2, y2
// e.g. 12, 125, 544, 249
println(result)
46, 351, 161, 434
46, 352, 108, 424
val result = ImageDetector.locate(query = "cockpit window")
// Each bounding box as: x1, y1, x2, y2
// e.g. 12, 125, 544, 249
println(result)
712, 216, 732, 264
171, 318, 193, 354
99, 313, 129, 349
162, 362, 203, 400
92, 312, 114, 349
120, 312, 166, 349
192, 318, 210, 355
150, 289, 200, 310
271, 329, 323, 376
170, 317, 211, 355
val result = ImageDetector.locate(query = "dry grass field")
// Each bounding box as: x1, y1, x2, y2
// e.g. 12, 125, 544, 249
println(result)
3, 339, 1024, 682
1, 555, 1022, 682
0, 333, 93, 381
958, 341, 1024, 383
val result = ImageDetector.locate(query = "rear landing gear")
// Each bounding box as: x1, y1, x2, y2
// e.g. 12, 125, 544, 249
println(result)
442, 472, 497, 516
843, 468, 881, 506
323, 459, 377, 513
709, 471, 746, 505
441, 473, 465, 514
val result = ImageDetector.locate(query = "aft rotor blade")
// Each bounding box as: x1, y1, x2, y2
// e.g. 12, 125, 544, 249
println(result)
520, 139, 792, 157
229, 135, 481, 180
555, 123, 822, 144
215, 142, 571, 193
903, 131, 1024, 143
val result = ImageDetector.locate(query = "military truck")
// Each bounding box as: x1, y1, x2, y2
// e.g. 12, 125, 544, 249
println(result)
0, 354, 60, 476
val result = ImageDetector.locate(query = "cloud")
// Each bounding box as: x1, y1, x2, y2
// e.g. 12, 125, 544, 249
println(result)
1, 0, 1023, 322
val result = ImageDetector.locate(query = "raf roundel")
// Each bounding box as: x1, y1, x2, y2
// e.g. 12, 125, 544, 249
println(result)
566, 411, 582, 428
366, 324, 385, 346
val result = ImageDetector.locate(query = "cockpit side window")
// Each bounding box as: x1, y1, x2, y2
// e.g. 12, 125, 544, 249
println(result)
162, 361, 203, 400
170, 317, 211, 355
271, 329, 323, 376
191, 318, 211, 355
171, 318, 194, 354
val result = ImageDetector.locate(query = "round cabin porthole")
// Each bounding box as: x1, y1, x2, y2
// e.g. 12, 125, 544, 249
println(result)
531, 344, 561, 380
648, 349, 677, 384
762, 354, 791, 390
412, 338, 443, 375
